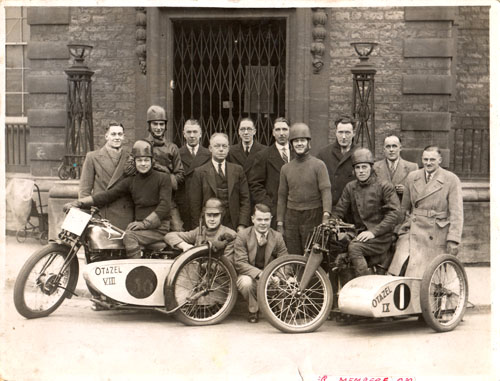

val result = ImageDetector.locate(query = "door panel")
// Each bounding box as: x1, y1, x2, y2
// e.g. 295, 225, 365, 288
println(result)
172, 19, 286, 147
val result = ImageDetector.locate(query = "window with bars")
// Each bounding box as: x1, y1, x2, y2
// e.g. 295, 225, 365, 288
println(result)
5, 7, 30, 172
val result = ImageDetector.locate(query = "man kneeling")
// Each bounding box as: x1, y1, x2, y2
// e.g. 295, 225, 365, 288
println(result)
164, 198, 236, 261
234, 204, 288, 323
331, 148, 401, 277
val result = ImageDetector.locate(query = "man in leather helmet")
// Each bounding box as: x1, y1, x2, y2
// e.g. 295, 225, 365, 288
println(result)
65, 140, 173, 259
276, 123, 332, 255
164, 198, 236, 263
331, 147, 401, 277
125, 105, 185, 231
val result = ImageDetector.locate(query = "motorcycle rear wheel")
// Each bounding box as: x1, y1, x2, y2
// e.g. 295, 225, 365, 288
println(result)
170, 253, 237, 326
13, 244, 79, 319
257, 255, 333, 333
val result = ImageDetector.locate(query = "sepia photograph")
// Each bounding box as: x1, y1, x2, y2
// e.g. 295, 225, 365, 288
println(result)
1, 1, 498, 380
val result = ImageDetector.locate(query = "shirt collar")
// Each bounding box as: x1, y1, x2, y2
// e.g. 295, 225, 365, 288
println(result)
188, 144, 199, 154
212, 159, 226, 171
243, 141, 253, 150
255, 229, 269, 240
387, 157, 400, 168
276, 142, 288, 151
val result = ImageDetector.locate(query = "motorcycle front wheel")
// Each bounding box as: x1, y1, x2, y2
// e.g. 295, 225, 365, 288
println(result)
257, 255, 333, 333
170, 253, 238, 326
13, 243, 79, 319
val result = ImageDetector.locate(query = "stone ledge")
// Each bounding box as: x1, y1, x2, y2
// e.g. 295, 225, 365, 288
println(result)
401, 112, 451, 131
28, 142, 65, 161
405, 7, 457, 21
403, 75, 453, 95
28, 109, 66, 127
404, 38, 454, 58
27, 75, 67, 94
28, 41, 70, 60
27, 7, 70, 25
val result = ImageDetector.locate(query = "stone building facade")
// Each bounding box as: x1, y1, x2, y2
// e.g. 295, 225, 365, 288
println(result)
5, 6, 490, 263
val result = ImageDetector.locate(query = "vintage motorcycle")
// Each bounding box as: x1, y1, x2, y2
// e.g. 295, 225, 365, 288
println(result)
257, 219, 469, 334
13, 206, 238, 326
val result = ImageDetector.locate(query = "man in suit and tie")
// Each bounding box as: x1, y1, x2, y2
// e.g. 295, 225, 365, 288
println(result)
175, 119, 211, 230
247, 117, 291, 228
234, 203, 288, 323
317, 115, 358, 217
79, 121, 133, 230
228, 117, 265, 178
190, 133, 251, 232
388, 146, 463, 277
373, 135, 418, 200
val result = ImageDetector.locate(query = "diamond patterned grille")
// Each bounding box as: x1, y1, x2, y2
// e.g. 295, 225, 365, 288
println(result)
172, 19, 286, 147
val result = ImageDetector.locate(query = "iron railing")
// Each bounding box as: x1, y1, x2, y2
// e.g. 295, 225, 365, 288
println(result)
5, 118, 30, 172
450, 127, 489, 179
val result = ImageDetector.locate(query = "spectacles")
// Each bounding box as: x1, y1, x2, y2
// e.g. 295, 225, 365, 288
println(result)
239, 127, 255, 132
212, 144, 229, 149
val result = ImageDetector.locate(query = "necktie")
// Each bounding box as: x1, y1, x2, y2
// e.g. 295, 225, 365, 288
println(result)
218, 162, 225, 178
245, 145, 250, 156
281, 147, 288, 163
390, 161, 396, 175
190, 147, 196, 157
426, 172, 432, 183
258, 233, 267, 246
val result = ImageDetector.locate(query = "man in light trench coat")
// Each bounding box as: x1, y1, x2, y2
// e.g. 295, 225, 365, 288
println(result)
388, 146, 464, 277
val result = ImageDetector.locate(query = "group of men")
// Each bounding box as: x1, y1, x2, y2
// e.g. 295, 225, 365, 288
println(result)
68, 105, 464, 321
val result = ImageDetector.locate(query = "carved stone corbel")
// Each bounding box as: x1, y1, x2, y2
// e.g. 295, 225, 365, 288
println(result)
135, 7, 147, 75
311, 8, 327, 74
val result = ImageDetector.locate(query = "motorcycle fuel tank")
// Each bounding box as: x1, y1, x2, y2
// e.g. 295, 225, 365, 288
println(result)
83, 259, 174, 306
87, 225, 126, 250
338, 275, 422, 317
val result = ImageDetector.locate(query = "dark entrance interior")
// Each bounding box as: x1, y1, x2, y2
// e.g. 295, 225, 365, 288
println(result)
172, 19, 287, 147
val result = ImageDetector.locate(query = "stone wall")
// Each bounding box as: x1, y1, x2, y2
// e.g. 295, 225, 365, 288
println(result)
68, 7, 139, 148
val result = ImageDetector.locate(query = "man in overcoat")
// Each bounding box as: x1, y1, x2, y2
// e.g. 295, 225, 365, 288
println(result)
317, 115, 358, 215
247, 117, 291, 228
175, 119, 211, 230
388, 146, 463, 277
374, 135, 418, 200
234, 203, 288, 323
190, 133, 251, 232
228, 117, 266, 178
79, 122, 133, 230
332, 148, 401, 277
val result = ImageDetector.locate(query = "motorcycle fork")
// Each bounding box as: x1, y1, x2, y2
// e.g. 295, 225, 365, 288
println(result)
43, 240, 81, 292
299, 227, 329, 292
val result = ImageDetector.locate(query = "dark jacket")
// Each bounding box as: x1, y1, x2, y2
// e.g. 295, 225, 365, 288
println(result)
175, 145, 211, 230
228, 141, 266, 177
247, 144, 291, 217
190, 161, 251, 230
317, 141, 357, 206
332, 174, 401, 238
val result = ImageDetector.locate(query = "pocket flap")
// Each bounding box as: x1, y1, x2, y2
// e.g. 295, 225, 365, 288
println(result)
436, 219, 450, 228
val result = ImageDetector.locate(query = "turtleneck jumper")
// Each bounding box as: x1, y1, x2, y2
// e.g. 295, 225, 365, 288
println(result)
277, 153, 332, 223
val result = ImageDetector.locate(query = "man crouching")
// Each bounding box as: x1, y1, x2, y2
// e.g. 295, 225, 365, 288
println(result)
164, 198, 236, 261
234, 204, 288, 323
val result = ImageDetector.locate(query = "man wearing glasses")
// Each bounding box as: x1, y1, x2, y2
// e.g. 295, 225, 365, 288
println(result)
228, 117, 265, 178
79, 121, 133, 230
190, 133, 251, 232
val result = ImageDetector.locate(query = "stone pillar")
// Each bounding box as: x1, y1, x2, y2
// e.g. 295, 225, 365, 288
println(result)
48, 180, 79, 240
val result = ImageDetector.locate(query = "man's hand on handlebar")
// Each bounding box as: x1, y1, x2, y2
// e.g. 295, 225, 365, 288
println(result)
63, 200, 82, 213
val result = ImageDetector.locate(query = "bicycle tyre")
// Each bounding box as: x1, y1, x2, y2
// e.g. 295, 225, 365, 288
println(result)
257, 255, 333, 333
420, 254, 468, 332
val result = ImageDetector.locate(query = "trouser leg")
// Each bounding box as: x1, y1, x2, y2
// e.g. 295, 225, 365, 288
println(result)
169, 206, 184, 232
123, 220, 170, 258
237, 275, 258, 313
285, 207, 322, 256
348, 235, 393, 277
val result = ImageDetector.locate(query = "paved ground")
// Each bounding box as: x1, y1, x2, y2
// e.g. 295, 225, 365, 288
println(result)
0, 236, 496, 381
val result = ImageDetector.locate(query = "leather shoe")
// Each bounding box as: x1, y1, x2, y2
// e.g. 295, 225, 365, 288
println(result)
248, 311, 259, 323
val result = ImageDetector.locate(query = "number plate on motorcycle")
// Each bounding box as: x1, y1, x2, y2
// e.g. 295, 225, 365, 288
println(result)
61, 208, 92, 236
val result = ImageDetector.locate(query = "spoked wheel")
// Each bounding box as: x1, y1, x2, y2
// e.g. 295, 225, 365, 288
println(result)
170, 254, 238, 326
420, 254, 468, 332
257, 255, 333, 333
13, 244, 79, 319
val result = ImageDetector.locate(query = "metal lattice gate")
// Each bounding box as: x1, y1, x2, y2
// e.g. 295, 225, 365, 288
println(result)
172, 19, 287, 147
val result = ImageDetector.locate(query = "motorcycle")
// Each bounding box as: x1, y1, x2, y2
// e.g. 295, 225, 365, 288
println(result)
13, 206, 238, 326
257, 219, 469, 334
